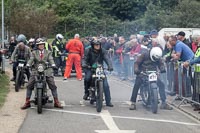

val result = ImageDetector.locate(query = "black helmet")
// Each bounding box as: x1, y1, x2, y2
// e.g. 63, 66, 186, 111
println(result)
91, 38, 101, 49
91, 38, 101, 45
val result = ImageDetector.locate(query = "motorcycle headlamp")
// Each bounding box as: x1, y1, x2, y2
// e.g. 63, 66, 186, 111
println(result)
38, 64, 44, 72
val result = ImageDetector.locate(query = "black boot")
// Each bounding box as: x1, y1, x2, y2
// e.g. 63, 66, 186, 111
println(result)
106, 102, 114, 107
10, 77, 15, 81
83, 93, 89, 100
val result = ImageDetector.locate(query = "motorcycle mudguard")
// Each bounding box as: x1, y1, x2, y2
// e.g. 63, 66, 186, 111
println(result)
150, 82, 157, 89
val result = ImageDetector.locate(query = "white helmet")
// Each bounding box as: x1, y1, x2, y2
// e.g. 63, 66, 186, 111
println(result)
150, 47, 163, 62
36, 38, 45, 45
56, 34, 64, 40
29, 38, 35, 43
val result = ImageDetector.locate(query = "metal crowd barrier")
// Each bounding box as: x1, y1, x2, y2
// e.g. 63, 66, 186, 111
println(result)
165, 61, 176, 95
170, 61, 200, 107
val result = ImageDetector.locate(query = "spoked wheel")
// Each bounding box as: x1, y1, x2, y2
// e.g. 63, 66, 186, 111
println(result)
15, 71, 21, 92
96, 80, 103, 112
37, 89, 43, 114
151, 89, 158, 114
140, 86, 150, 106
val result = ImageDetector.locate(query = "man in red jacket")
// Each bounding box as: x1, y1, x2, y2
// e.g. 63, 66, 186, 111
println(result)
64, 34, 84, 80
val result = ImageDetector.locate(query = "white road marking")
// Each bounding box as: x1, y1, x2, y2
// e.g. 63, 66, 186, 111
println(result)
55, 79, 79, 82
30, 107, 200, 126
95, 110, 136, 133
55, 79, 117, 82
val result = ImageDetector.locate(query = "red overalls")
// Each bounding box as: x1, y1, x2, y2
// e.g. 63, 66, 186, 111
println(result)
64, 38, 84, 79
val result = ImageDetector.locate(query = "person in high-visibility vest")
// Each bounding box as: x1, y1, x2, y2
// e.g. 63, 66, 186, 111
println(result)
51, 34, 65, 76
183, 35, 200, 67
183, 35, 200, 111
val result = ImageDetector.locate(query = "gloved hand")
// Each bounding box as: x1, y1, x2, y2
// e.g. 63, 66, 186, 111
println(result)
134, 69, 141, 75
108, 67, 113, 72
25, 64, 31, 70
51, 64, 57, 70
82, 64, 90, 68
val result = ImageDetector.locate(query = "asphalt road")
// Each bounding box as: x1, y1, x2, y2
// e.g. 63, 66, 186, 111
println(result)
19, 75, 200, 133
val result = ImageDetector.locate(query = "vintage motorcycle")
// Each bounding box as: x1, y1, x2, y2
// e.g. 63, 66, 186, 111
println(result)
15, 59, 26, 92
33, 61, 51, 114
88, 63, 106, 112
139, 70, 159, 114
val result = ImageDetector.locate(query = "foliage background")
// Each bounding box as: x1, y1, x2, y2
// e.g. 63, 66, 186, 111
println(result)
1, 0, 200, 39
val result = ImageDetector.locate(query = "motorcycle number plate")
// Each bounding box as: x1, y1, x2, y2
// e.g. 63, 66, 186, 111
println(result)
18, 63, 24, 67
148, 73, 157, 81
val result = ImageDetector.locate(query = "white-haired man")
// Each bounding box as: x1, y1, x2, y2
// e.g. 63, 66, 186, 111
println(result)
64, 34, 84, 80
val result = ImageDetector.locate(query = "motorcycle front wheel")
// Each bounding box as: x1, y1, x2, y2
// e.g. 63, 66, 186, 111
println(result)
96, 80, 103, 112
15, 71, 22, 92
140, 85, 150, 106
151, 89, 158, 114
37, 89, 43, 114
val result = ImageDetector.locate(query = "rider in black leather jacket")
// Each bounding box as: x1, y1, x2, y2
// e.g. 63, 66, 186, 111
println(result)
82, 38, 114, 107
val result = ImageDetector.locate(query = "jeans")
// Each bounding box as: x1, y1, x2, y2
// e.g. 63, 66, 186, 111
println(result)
26, 75, 58, 98
84, 69, 111, 104
130, 75, 166, 103
53, 57, 62, 75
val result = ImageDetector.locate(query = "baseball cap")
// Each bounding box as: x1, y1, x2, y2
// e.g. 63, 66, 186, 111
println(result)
150, 30, 158, 35
177, 31, 185, 37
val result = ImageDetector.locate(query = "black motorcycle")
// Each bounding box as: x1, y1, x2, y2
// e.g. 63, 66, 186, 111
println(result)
139, 70, 159, 114
88, 63, 105, 112
33, 61, 50, 114
15, 59, 26, 92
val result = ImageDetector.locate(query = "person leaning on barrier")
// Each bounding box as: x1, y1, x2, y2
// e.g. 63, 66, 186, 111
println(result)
183, 45, 200, 67
21, 38, 63, 110
169, 35, 194, 62
183, 35, 200, 67
183, 37, 200, 111
129, 47, 173, 110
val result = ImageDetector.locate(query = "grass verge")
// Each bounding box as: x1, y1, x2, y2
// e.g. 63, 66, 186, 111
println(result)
0, 74, 10, 108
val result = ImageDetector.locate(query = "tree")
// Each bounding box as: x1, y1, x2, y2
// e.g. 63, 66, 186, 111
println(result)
164, 0, 200, 28
8, 1, 57, 38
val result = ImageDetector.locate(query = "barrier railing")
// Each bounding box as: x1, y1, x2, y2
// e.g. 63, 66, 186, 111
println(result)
170, 61, 200, 107
165, 61, 176, 95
